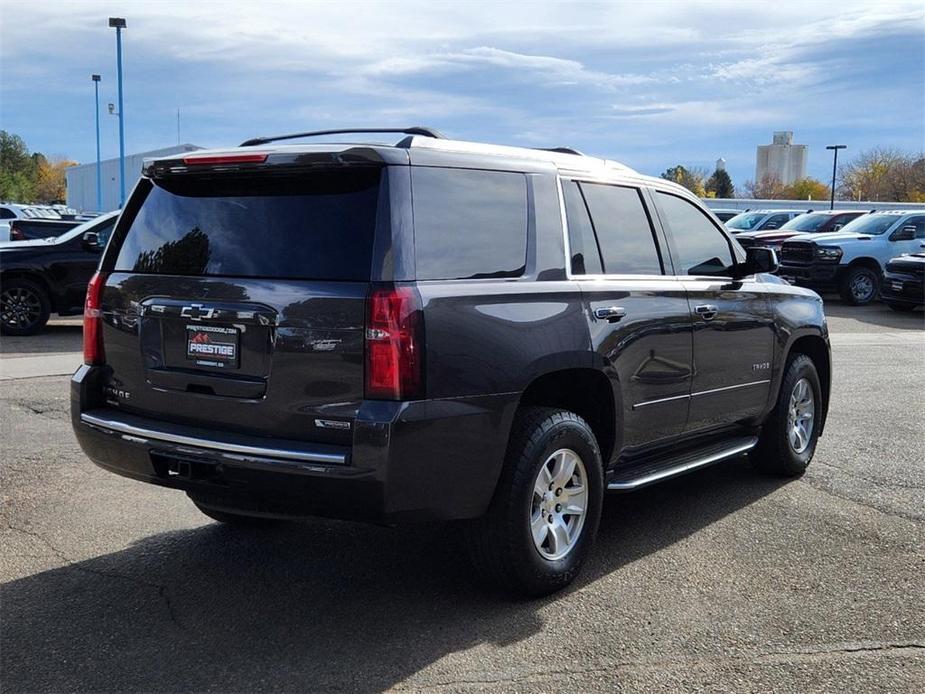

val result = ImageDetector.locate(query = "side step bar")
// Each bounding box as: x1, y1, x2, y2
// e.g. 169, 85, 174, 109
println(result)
607, 436, 758, 491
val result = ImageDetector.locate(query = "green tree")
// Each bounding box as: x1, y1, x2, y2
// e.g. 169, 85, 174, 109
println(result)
783, 178, 829, 201
705, 168, 734, 198
660, 165, 708, 197
0, 131, 38, 201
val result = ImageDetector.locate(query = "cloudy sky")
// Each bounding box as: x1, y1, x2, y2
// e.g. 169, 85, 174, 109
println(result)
1, 0, 922, 186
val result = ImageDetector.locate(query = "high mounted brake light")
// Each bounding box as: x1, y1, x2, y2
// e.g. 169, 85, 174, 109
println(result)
182, 153, 268, 165
365, 286, 424, 400
83, 271, 108, 365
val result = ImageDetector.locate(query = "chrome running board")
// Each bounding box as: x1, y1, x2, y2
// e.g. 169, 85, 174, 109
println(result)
607, 436, 758, 491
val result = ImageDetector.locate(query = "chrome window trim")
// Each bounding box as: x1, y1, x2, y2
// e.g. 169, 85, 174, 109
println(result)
80, 412, 347, 465
558, 175, 675, 282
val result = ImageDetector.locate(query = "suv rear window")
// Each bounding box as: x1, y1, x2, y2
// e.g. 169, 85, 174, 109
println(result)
113, 169, 381, 280
411, 167, 527, 280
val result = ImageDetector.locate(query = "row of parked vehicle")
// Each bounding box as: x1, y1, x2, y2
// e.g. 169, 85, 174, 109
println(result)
0, 202, 98, 241
715, 207, 925, 309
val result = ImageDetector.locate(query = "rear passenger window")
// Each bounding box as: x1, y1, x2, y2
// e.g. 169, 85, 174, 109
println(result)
563, 181, 603, 275
412, 168, 527, 280
657, 192, 735, 276
579, 183, 663, 275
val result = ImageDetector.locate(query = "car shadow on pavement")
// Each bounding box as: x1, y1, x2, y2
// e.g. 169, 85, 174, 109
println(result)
0, 459, 789, 692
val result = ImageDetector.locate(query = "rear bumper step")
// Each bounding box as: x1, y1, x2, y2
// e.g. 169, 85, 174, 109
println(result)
80, 410, 347, 465
607, 436, 758, 491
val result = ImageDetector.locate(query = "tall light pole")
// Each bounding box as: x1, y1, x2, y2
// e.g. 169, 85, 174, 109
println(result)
109, 17, 127, 207
91, 74, 102, 212
826, 144, 846, 210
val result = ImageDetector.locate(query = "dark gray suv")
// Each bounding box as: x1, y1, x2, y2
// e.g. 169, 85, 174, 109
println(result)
72, 128, 831, 595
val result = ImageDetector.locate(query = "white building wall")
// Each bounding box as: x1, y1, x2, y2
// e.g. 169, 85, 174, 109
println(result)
65, 144, 204, 212
755, 131, 808, 185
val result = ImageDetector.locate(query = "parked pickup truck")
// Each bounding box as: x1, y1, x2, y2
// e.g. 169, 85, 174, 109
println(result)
9, 217, 83, 241
778, 211, 925, 304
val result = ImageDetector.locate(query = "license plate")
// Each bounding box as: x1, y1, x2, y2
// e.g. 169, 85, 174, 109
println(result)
186, 325, 239, 368
892, 281, 904, 292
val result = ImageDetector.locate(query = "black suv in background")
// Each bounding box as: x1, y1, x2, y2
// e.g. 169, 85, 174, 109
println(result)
71, 128, 831, 595
1, 211, 118, 335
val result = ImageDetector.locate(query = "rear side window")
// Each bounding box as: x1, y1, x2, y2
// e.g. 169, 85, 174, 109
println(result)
579, 183, 663, 275
563, 181, 603, 275
657, 192, 735, 276
411, 168, 527, 280
113, 169, 381, 280
0, 207, 14, 219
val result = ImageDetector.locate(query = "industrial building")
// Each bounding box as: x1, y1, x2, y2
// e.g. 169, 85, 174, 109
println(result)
755, 131, 807, 185
65, 144, 204, 212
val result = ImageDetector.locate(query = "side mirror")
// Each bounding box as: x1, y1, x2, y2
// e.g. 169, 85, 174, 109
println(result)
890, 225, 917, 241
738, 246, 779, 277
82, 231, 101, 250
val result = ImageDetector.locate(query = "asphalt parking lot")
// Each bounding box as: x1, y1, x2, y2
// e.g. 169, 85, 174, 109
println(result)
1, 301, 923, 692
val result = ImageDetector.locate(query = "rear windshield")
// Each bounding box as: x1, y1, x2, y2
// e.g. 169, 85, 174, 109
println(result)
113, 169, 381, 280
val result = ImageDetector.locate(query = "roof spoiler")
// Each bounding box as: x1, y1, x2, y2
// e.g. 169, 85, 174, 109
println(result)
240, 127, 446, 147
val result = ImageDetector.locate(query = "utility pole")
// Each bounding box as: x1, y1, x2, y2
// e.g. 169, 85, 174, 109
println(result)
92, 74, 102, 211
825, 144, 846, 210
109, 17, 127, 207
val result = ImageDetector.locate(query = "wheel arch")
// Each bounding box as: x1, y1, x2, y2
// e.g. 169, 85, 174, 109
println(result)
516, 367, 619, 467
845, 256, 882, 274
1, 270, 55, 307
785, 334, 831, 436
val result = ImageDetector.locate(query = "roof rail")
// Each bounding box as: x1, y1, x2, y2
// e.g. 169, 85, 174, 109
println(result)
534, 146, 585, 156
240, 127, 445, 147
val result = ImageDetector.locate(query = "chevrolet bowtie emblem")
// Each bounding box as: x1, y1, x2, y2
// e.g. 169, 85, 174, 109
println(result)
180, 304, 217, 320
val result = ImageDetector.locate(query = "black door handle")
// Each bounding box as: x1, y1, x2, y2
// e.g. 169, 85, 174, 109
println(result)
594, 306, 627, 322
695, 304, 718, 321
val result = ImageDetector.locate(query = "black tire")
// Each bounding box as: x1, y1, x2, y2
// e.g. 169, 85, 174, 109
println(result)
751, 354, 822, 477
0, 278, 51, 336
466, 407, 604, 597
885, 302, 916, 313
191, 499, 279, 527
838, 265, 880, 305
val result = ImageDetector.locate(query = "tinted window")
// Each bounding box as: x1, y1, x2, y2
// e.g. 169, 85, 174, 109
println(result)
114, 169, 380, 280
412, 168, 527, 280
579, 183, 662, 275
563, 181, 602, 275
763, 213, 791, 229
657, 192, 735, 276
904, 216, 925, 238
0, 207, 14, 219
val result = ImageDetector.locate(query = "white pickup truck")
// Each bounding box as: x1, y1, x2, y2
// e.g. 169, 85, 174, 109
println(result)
778, 210, 925, 304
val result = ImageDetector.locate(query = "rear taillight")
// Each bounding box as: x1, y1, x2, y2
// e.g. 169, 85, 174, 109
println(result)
83, 271, 107, 365
365, 286, 424, 400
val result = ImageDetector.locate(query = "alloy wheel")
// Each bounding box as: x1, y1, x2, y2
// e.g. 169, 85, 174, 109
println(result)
530, 448, 588, 561
0, 287, 42, 331
787, 378, 815, 454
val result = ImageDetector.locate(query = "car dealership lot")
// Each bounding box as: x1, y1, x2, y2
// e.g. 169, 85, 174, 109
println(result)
1, 306, 923, 692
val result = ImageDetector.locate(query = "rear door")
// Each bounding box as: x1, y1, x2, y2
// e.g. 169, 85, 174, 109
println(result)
565, 180, 693, 448
98, 166, 384, 446
653, 191, 775, 432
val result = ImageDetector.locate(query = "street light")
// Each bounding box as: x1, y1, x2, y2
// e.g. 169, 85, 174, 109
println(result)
108, 17, 127, 207
91, 75, 102, 212
825, 144, 847, 211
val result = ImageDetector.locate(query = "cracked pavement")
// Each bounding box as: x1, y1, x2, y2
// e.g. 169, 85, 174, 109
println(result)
1, 306, 923, 692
